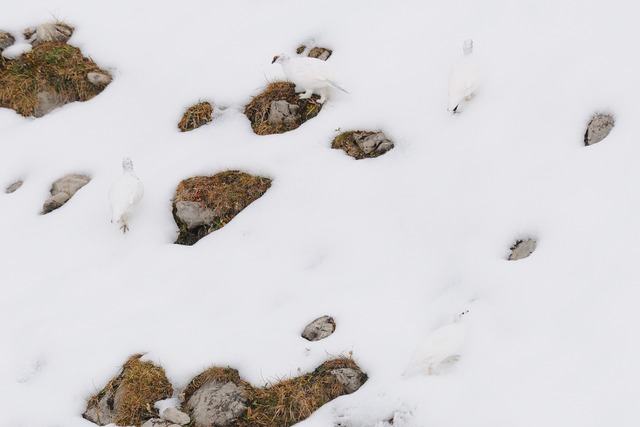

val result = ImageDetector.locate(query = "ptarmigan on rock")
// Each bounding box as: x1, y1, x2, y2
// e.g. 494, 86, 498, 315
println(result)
272, 53, 347, 104
448, 39, 481, 113
404, 311, 468, 376
109, 158, 144, 233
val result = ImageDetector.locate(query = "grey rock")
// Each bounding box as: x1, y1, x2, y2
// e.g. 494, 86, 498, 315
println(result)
585, 113, 614, 146
268, 100, 300, 127
354, 132, 394, 155
51, 174, 90, 198
43, 192, 70, 214
329, 368, 366, 393
29, 22, 74, 46
0, 30, 15, 50
5, 180, 23, 194
82, 380, 125, 425
187, 380, 248, 427
33, 91, 70, 117
308, 47, 332, 61
87, 72, 112, 87
174, 200, 218, 229
141, 418, 172, 427
302, 315, 336, 341
162, 407, 190, 425
508, 239, 537, 261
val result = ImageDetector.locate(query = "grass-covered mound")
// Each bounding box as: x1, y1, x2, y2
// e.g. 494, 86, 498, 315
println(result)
178, 101, 213, 132
331, 130, 395, 160
244, 81, 321, 135
173, 170, 272, 245
0, 41, 110, 117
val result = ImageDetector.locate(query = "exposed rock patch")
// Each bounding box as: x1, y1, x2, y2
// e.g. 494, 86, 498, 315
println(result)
161, 407, 191, 425
0, 30, 15, 51
302, 315, 336, 341
584, 113, 614, 146
173, 171, 272, 245
178, 101, 213, 132
84, 354, 173, 427
332, 131, 395, 159
25, 22, 74, 46
141, 419, 180, 427
87, 71, 113, 87
308, 47, 332, 61
0, 41, 111, 117
5, 180, 23, 194
244, 81, 321, 135
43, 173, 90, 214
508, 238, 537, 261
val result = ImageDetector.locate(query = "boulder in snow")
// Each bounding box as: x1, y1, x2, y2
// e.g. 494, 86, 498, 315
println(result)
161, 407, 190, 425
508, 238, 537, 261
5, 180, 23, 194
0, 30, 15, 51
42, 173, 90, 214
26, 22, 74, 46
584, 113, 614, 146
87, 71, 113, 87
302, 315, 336, 341
332, 131, 395, 159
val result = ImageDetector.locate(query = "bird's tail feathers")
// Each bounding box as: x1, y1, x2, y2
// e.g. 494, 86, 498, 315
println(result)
328, 80, 349, 93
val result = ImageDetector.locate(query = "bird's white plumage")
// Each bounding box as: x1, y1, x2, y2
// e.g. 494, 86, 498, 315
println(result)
448, 39, 481, 113
404, 311, 468, 375
109, 158, 144, 233
272, 54, 347, 104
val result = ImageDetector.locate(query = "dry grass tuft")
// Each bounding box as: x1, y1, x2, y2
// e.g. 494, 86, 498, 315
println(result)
173, 170, 272, 245
0, 41, 110, 116
239, 357, 366, 427
87, 354, 173, 427
244, 81, 322, 135
178, 101, 213, 132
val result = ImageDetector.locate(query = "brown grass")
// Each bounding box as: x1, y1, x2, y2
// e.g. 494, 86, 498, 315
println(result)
178, 101, 213, 132
173, 170, 272, 245
87, 354, 173, 427
244, 81, 321, 135
331, 130, 375, 160
0, 41, 110, 116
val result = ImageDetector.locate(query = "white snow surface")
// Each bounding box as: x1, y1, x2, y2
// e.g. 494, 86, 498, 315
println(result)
2, 1, 640, 426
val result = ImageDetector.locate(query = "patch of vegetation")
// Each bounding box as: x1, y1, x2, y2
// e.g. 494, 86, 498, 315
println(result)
240, 358, 367, 427
173, 170, 272, 245
178, 101, 213, 132
0, 41, 110, 117
308, 47, 332, 60
296, 45, 307, 54
244, 81, 321, 135
331, 130, 394, 160
86, 354, 173, 427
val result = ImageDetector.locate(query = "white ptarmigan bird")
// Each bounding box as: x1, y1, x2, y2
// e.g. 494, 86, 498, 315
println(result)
448, 39, 481, 113
272, 53, 347, 104
404, 311, 468, 376
109, 158, 144, 233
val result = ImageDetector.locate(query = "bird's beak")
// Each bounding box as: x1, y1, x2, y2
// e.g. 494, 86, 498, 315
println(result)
271, 56, 278, 64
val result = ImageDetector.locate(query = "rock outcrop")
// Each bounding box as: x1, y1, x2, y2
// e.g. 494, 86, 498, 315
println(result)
43, 174, 90, 214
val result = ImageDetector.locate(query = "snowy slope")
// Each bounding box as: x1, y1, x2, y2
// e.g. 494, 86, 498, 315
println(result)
2, 0, 640, 426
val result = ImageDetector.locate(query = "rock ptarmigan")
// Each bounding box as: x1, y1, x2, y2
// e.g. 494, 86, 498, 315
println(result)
109, 158, 144, 233
272, 53, 347, 104
448, 39, 481, 113
404, 311, 468, 376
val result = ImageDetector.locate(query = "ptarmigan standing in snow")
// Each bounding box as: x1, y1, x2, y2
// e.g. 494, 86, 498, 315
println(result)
272, 53, 347, 104
109, 158, 144, 233
448, 39, 481, 113
404, 311, 468, 376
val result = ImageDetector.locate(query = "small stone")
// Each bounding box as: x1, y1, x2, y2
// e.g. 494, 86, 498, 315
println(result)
268, 100, 300, 127
5, 180, 23, 194
161, 407, 190, 425
87, 72, 112, 87
585, 113, 614, 146
141, 418, 172, 427
508, 239, 537, 261
330, 368, 366, 393
51, 174, 90, 198
302, 316, 336, 341
308, 47, 332, 61
43, 192, 70, 214
0, 30, 15, 50
174, 200, 219, 230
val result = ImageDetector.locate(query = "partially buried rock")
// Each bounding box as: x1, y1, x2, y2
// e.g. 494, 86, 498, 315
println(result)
182, 367, 250, 427
302, 315, 336, 341
83, 354, 173, 427
173, 171, 272, 245
178, 101, 213, 132
141, 419, 180, 427
0, 41, 111, 117
584, 113, 614, 146
0, 30, 15, 50
332, 130, 395, 160
87, 71, 113, 87
26, 21, 74, 46
5, 180, 23, 194
161, 407, 190, 425
43, 173, 90, 214
308, 47, 332, 61
508, 238, 537, 261
244, 81, 321, 135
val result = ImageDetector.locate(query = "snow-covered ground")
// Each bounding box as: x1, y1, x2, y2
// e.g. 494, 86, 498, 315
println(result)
2, 0, 640, 426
